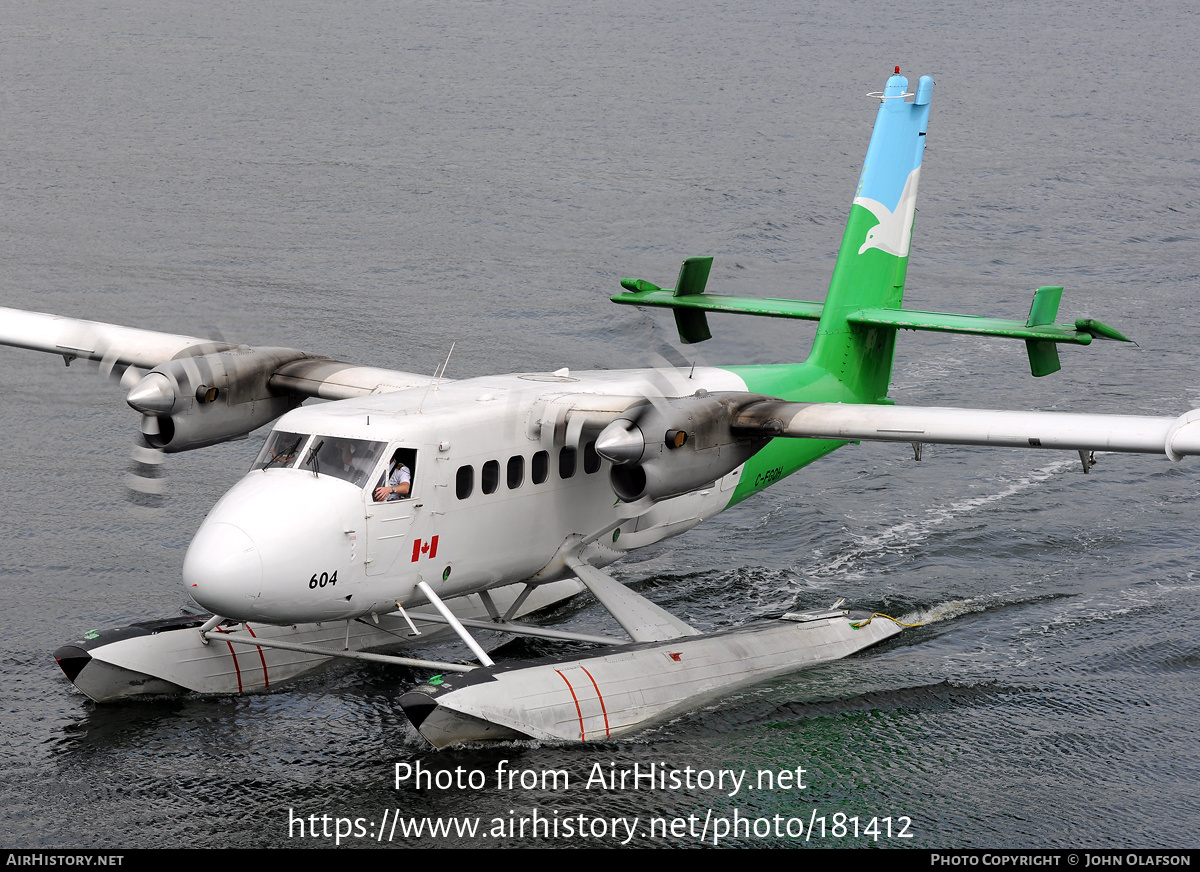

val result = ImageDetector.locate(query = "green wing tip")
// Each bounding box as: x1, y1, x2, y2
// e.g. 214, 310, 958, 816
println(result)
619, 277, 661, 293
1074, 318, 1132, 343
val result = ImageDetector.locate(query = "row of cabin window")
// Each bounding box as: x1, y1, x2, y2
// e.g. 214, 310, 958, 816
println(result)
456, 442, 602, 500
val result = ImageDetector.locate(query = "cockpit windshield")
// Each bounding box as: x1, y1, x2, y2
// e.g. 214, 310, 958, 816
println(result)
253, 431, 387, 489
301, 436, 386, 488
252, 430, 308, 471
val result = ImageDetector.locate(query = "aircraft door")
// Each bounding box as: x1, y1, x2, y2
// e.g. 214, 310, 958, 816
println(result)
365, 448, 432, 578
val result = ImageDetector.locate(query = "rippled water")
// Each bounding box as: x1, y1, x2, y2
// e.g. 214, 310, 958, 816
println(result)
1, 0, 1197, 849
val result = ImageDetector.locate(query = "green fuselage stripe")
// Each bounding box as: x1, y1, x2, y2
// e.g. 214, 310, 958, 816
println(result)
719, 362, 870, 505
715, 198, 913, 505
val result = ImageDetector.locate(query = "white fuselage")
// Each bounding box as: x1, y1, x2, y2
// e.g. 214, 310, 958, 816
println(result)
182, 366, 750, 624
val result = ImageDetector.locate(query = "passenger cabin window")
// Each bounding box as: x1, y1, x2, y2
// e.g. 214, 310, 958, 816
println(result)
583, 440, 601, 474
532, 451, 549, 485
559, 446, 577, 479
252, 430, 308, 471
507, 455, 524, 489
456, 465, 473, 500
481, 460, 499, 494
304, 437, 386, 488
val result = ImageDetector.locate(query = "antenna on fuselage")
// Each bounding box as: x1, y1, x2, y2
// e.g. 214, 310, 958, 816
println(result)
435, 342, 454, 391
418, 342, 455, 414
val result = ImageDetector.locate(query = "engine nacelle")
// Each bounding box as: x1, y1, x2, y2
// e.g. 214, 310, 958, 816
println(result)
126, 346, 308, 452
595, 391, 769, 502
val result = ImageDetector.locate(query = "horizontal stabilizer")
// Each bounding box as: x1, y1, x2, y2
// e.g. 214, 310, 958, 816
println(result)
615, 256, 824, 344
613, 277, 1127, 377
849, 287, 1128, 345
612, 284, 826, 324
847, 306, 1091, 344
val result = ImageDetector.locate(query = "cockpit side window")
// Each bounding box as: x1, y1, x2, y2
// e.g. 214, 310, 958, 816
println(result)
303, 437, 386, 488
252, 430, 309, 471
374, 447, 417, 502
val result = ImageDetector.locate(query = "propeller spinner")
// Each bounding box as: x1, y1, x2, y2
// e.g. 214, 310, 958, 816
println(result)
596, 390, 769, 502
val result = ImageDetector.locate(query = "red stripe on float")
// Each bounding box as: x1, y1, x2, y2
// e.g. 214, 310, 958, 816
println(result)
215, 626, 243, 693
245, 624, 269, 688
555, 669, 586, 741
580, 667, 610, 738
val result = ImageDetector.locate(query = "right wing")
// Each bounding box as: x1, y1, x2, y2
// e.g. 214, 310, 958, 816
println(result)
732, 400, 1200, 462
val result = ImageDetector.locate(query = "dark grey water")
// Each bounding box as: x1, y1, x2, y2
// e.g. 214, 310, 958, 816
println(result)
1, 0, 1198, 849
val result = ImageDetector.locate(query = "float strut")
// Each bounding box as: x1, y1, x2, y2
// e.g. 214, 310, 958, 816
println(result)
501, 584, 536, 622
416, 582, 495, 667
197, 614, 225, 646
394, 603, 421, 637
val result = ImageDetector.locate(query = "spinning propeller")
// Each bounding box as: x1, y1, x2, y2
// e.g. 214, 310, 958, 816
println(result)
593, 309, 770, 503
95, 329, 236, 508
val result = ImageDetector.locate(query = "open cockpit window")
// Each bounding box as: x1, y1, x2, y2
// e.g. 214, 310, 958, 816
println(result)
302, 437, 386, 488
374, 447, 417, 501
252, 430, 309, 471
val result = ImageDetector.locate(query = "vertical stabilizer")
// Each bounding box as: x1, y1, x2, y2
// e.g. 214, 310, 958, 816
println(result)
808, 68, 934, 402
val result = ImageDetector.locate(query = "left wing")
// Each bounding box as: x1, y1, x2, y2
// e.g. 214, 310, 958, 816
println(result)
0, 307, 433, 452
0, 308, 230, 373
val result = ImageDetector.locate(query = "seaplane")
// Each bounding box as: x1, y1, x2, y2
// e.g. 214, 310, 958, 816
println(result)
3, 67, 1198, 748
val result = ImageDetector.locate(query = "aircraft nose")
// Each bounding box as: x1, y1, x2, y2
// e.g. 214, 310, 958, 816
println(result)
183, 521, 263, 616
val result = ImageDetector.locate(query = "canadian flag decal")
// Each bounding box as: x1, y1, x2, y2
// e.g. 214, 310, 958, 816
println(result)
411, 535, 439, 562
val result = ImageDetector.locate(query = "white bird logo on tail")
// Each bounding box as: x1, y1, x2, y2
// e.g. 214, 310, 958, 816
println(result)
855, 167, 921, 258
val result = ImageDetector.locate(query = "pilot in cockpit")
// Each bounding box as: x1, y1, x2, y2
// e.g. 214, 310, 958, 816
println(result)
373, 448, 412, 502
337, 442, 370, 479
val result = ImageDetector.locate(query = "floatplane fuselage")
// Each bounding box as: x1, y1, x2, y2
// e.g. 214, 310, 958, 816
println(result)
182, 364, 830, 627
